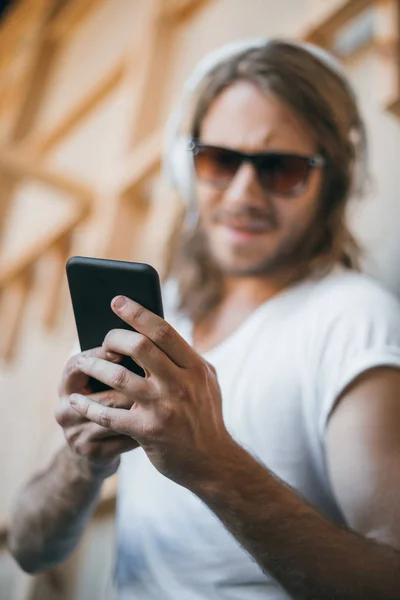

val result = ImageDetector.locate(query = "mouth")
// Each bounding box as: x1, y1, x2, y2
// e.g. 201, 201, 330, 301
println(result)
217, 218, 276, 243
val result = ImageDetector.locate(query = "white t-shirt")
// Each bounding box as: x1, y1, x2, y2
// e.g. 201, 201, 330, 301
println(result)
115, 267, 400, 600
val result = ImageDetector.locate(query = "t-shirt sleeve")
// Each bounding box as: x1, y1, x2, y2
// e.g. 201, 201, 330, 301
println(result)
308, 281, 400, 441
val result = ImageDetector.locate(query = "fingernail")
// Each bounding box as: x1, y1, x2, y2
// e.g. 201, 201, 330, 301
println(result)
113, 296, 127, 310
106, 351, 119, 361
70, 394, 84, 407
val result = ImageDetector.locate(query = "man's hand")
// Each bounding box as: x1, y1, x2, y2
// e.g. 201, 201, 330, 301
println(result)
56, 346, 139, 479
68, 295, 232, 488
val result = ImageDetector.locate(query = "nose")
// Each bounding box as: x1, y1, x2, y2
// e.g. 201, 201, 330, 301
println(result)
223, 162, 269, 210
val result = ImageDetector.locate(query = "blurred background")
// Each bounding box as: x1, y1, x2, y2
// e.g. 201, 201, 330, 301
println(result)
0, 0, 399, 598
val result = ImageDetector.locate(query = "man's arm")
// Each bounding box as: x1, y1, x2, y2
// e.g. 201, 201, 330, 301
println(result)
8, 347, 138, 574
189, 367, 400, 600
69, 299, 400, 599
8, 445, 111, 573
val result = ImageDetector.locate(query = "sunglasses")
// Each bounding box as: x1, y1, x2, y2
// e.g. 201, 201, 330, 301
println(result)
189, 139, 325, 197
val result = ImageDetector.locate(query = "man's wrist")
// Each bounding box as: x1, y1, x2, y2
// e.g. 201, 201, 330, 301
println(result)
62, 444, 120, 482
188, 435, 249, 499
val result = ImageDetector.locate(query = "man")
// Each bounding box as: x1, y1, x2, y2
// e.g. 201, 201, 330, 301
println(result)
9, 39, 400, 600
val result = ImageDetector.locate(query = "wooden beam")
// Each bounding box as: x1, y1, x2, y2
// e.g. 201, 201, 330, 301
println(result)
0, 72, 25, 118
0, 0, 57, 241
24, 60, 127, 156
10, 37, 59, 144
7, 0, 59, 143
160, 0, 214, 24
0, 271, 33, 360
46, 0, 106, 42
0, 206, 85, 289
0, 0, 49, 74
300, 0, 374, 47
0, 150, 93, 291
0, 150, 95, 205
42, 232, 73, 329
114, 129, 162, 198
124, 0, 171, 148
374, 0, 400, 113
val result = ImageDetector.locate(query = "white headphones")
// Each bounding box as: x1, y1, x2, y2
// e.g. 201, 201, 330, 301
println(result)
163, 38, 355, 227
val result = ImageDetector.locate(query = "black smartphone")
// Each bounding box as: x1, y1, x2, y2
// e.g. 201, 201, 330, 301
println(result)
66, 256, 164, 392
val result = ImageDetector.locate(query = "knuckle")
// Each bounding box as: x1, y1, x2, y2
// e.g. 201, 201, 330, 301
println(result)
155, 323, 171, 343
175, 381, 190, 401
135, 334, 151, 355
98, 409, 112, 429
74, 439, 92, 458
198, 361, 210, 381
111, 366, 129, 390
161, 403, 176, 425
102, 391, 116, 407
144, 422, 161, 439
133, 305, 146, 324
81, 348, 98, 359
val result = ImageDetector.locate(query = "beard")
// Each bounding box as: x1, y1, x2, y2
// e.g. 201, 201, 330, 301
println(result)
202, 217, 327, 279
173, 212, 328, 324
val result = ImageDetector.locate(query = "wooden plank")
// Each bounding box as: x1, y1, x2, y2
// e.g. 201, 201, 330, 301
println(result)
0, 149, 93, 291
0, 150, 95, 204
114, 129, 162, 198
0, 0, 57, 240
10, 33, 59, 143
0, 72, 25, 117
300, 0, 374, 47
103, 192, 150, 261
161, 0, 214, 24
0, 206, 85, 289
0, 272, 32, 360
374, 0, 400, 112
46, 0, 106, 42
96, 132, 162, 260
0, 0, 49, 74
42, 233, 73, 329
25, 60, 127, 156
125, 0, 167, 148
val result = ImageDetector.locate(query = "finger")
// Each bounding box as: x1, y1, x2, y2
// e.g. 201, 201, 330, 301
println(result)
103, 329, 178, 379
111, 296, 194, 369
61, 347, 122, 395
76, 355, 156, 400
86, 389, 137, 410
93, 435, 140, 457
70, 393, 141, 437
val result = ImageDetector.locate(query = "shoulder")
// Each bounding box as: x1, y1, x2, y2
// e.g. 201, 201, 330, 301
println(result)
307, 268, 400, 335
301, 269, 400, 440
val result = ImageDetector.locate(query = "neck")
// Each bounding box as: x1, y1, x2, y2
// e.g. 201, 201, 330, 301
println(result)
220, 267, 301, 307
191, 267, 302, 354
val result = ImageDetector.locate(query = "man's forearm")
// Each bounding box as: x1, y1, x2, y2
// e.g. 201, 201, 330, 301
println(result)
8, 445, 108, 573
192, 440, 400, 600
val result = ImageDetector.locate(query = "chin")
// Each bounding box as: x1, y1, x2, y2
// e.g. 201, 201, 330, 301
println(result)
214, 251, 280, 276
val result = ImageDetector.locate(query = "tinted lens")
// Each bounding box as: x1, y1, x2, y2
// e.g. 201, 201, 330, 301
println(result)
258, 155, 311, 195
193, 146, 242, 187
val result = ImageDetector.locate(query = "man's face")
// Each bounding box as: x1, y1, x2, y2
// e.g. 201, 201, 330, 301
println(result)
195, 80, 324, 276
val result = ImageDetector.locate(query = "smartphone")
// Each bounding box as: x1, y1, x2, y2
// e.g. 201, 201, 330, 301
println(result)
66, 256, 164, 392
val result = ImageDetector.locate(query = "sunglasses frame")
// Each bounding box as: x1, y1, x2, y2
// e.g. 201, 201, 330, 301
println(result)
189, 138, 326, 197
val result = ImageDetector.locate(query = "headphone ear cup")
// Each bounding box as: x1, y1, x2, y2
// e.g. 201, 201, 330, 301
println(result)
169, 135, 195, 206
